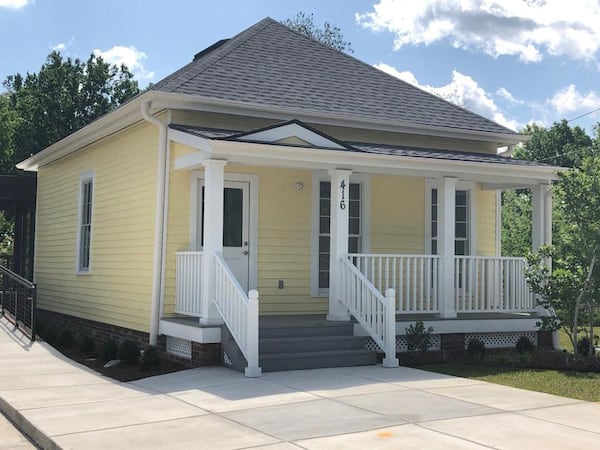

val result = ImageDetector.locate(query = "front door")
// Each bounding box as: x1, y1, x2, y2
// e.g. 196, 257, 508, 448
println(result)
197, 180, 250, 291
222, 181, 250, 290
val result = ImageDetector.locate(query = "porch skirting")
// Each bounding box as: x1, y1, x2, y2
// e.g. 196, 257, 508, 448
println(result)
36, 309, 220, 367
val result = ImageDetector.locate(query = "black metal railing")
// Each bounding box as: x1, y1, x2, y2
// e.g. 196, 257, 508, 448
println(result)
0, 264, 36, 341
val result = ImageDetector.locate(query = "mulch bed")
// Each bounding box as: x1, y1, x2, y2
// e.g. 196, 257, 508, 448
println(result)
48, 345, 190, 382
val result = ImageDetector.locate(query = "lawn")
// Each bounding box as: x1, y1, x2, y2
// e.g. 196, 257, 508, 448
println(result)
418, 364, 600, 402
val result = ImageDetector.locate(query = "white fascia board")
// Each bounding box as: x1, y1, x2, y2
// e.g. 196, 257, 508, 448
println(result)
158, 319, 221, 343
17, 91, 161, 171
150, 91, 525, 146
207, 140, 559, 185
174, 152, 209, 170
168, 128, 213, 152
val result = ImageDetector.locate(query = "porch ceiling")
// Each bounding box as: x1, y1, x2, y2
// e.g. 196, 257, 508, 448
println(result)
170, 124, 562, 187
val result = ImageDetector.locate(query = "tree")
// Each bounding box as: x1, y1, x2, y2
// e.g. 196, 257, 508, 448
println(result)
282, 12, 353, 53
501, 121, 596, 256
0, 94, 16, 174
3, 51, 140, 166
526, 154, 600, 355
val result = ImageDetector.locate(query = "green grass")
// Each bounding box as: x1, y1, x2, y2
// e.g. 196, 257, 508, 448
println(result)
418, 364, 600, 402
559, 329, 573, 351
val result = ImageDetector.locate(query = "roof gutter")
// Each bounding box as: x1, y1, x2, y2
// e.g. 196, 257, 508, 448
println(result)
141, 100, 169, 346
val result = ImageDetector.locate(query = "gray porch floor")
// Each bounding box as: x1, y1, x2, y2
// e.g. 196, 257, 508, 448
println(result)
161, 312, 540, 329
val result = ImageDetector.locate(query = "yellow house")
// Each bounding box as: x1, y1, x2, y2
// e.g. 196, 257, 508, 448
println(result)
18, 18, 559, 376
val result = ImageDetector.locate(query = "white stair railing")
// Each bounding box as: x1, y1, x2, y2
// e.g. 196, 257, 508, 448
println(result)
213, 252, 261, 377
349, 254, 441, 313
454, 256, 535, 312
175, 252, 203, 316
340, 257, 398, 368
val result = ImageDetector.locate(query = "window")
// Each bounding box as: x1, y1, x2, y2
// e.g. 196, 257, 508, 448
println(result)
317, 181, 362, 289
77, 173, 94, 272
430, 187, 471, 256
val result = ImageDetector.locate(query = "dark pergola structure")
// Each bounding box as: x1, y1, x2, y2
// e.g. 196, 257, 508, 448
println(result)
0, 175, 36, 280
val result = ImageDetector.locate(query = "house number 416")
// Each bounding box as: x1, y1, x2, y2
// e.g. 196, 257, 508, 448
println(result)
339, 180, 346, 210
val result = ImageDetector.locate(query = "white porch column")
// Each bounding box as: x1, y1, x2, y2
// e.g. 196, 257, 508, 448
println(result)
532, 183, 552, 251
328, 169, 352, 321
199, 159, 227, 326
438, 177, 457, 318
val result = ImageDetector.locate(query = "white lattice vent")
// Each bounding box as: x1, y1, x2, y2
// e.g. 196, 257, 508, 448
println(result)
464, 332, 538, 349
223, 351, 232, 366
365, 335, 441, 352
166, 336, 192, 359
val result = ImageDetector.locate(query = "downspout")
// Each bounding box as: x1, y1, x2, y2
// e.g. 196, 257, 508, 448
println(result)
141, 100, 168, 346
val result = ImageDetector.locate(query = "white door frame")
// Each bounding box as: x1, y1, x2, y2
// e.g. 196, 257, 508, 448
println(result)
190, 171, 259, 291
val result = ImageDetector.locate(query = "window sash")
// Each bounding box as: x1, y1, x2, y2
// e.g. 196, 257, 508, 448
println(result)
431, 188, 470, 256
78, 179, 93, 271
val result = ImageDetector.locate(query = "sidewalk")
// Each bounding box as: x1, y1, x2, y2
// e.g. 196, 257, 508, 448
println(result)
1, 316, 600, 449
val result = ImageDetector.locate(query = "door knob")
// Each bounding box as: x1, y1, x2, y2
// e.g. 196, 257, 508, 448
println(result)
243, 241, 249, 246
243, 250, 249, 255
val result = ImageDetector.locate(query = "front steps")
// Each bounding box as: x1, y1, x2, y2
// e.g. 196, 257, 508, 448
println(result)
221, 316, 378, 373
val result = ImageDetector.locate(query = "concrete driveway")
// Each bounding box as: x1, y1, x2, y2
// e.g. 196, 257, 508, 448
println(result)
1, 317, 600, 449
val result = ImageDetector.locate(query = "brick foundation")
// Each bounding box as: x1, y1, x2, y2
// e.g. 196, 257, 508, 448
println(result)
440, 333, 465, 354
36, 309, 220, 367
537, 330, 554, 350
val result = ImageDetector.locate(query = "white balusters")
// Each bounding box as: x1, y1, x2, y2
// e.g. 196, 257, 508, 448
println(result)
175, 252, 203, 316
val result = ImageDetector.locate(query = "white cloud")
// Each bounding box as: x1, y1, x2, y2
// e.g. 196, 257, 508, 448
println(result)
357, 0, 600, 63
549, 85, 600, 116
93, 45, 154, 80
0, 0, 32, 8
52, 43, 66, 52
376, 63, 519, 130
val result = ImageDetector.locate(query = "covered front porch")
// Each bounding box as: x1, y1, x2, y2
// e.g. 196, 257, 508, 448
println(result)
158, 120, 558, 376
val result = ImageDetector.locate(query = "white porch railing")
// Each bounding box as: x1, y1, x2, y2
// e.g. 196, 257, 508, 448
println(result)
349, 254, 441, 313
175, 252, 203, 316
213, 252, 261, 378
454, 256, 535, 312
340, 258, 398, 367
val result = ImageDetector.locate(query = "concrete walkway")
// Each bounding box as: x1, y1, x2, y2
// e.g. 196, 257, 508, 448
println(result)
1, 317, 600, 449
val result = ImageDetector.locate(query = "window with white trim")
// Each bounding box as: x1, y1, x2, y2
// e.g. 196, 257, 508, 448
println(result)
430, 188, 471, 256
318, 181, 362, 289
77, 174, 94, 272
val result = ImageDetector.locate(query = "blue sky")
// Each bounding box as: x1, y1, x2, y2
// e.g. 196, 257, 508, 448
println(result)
1, 0, 599, 134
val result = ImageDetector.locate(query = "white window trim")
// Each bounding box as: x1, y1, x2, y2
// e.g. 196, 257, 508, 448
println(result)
310, 170, 371, 297
75, 170, 95, 274
190, 170, 259, 290
424, 179, 477, 256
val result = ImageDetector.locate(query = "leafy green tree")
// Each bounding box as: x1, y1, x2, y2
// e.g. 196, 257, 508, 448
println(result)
3, 51, 139, 165
502, 121, 596, 256
282, 12, 353, 53
526, 155, 600, 355
0, 94, 16, 174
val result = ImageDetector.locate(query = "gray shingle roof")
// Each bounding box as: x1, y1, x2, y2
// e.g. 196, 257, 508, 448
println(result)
169, 123, 545, 167
154, 18, 518, 137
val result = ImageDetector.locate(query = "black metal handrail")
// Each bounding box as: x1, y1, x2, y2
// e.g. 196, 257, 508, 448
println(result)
0, 264, 36, 341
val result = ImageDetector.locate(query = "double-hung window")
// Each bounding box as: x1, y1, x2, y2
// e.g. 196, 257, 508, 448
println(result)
77, 173, 94, 272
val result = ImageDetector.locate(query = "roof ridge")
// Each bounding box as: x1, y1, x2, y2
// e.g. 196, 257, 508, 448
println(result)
163, 17, 275, 93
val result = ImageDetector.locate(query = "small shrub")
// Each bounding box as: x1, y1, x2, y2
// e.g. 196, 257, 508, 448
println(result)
101, 339, 119, 361
56, 329, 75, 348
516, 336, 536, 353
577, 337, 593, 357
141, 345, 161, 370
118, 340, 140, 365
43, 327, 57, 345
405, 320, 434, 354
466, 338, 487, 358
79, 335, 95, 354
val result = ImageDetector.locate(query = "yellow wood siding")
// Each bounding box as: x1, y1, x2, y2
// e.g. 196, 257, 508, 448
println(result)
170, 111, 499, 154
35, 122, 158, 332
370, 175, 425, 254
476, 187, 498, 256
